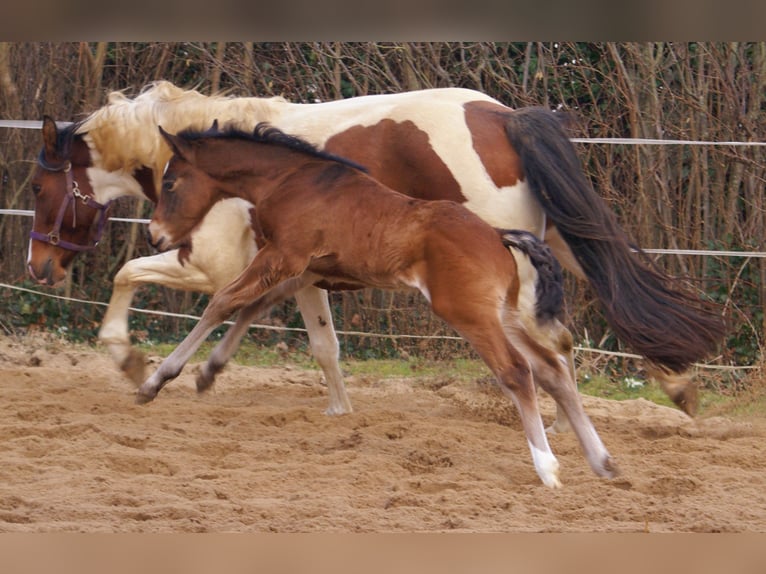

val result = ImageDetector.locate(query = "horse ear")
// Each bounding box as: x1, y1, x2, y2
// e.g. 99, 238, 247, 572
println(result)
41, 115, 60, 161
158, 125, 193, 162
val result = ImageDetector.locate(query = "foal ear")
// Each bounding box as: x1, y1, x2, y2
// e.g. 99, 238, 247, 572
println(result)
158, 125, 194, 163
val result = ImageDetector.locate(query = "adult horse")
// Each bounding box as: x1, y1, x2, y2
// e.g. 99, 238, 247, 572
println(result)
26, 81, 723, 424
144, 122, 616, 488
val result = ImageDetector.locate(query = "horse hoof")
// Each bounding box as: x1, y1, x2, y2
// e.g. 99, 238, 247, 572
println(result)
121, 350, 147, 387
542, 474, 563, 489
672, 385, 699, 417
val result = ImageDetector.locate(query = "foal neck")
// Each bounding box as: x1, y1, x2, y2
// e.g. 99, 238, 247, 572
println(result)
200, 139, 326, 198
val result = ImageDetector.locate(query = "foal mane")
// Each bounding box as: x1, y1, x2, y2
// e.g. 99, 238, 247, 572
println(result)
176, 123, 369, 173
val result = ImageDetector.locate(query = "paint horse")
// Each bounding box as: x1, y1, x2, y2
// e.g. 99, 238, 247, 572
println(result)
27, 81, 723, 425
144, 122, 616, 488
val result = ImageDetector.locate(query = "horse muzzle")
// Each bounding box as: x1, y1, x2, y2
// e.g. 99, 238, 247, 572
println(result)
28, 259, 65, 287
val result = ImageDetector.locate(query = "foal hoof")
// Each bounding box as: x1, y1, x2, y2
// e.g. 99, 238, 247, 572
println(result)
601, 455, 620, 479
121, 349, 147, 387
545, 418, 572, 435
195, 367, 215, 394
134, 386, 157, 405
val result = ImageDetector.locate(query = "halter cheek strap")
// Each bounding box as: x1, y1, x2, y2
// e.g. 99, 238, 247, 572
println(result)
29, 159, 113, 252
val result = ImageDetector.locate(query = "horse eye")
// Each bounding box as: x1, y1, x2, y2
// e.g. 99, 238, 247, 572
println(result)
31, 184, 42, 195
162, 179, 175, 193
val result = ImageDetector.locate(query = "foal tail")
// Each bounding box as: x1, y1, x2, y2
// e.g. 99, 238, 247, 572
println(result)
500, 229, 563, 324
504, 107, 724, 373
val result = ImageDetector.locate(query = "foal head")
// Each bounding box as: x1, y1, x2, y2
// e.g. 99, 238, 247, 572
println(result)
27, 116, 105, 286
148, 125, 224, 252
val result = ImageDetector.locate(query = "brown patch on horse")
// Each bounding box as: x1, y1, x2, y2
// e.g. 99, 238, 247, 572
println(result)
323, 119, 465, 202
464, 101, 524, 188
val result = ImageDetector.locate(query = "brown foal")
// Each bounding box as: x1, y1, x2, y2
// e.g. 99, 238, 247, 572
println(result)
143, 123, 616, 487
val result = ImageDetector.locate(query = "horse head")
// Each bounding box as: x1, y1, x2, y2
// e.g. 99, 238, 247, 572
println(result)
27, 116, 110, 286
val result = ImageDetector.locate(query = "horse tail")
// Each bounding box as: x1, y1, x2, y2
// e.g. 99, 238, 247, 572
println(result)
504, 107, 724, 373
500, 229, 564, 324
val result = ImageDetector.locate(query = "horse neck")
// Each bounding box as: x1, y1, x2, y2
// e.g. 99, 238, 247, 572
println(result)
79, 93, 286, 205
82, 92, 283, 169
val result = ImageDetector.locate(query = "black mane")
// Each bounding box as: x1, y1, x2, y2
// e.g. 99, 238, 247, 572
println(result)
176, 122, 369, 174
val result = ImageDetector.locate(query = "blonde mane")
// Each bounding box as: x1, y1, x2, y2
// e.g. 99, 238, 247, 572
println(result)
77, 81, 287, 193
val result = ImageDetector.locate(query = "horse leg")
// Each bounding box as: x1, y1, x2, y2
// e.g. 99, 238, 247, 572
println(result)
646, 364, 698, 417
98, 251, 218, 386
136, 246, 309, 403
293, 286, 351, 415
194, 284, 351, 415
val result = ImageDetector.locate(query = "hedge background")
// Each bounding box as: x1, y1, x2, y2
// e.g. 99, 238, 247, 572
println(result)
0, 42, 763, 367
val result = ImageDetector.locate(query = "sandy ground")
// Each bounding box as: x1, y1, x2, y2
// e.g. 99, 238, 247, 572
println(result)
0, 333, 764, 533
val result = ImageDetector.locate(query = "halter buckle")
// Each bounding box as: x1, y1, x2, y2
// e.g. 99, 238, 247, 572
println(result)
72, 180, 89, 204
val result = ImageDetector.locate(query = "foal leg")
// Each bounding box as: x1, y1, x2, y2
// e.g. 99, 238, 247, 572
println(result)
195, 288, 296, 394
647, 364, 698, 417
545, 321, 577, 434
136, 246, 309, 403
433, 303, 561, 487
509, 322, 617, 479
194, 285, 352, 415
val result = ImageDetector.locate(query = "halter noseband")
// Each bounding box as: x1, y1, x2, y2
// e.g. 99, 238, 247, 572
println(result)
29, 151, 113, 252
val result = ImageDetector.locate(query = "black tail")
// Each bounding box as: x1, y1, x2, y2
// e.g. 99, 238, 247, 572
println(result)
504, 107, 724, 372
500, 229, 563, 324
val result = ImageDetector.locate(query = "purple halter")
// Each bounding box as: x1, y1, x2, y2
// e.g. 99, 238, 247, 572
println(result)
29, 152, 113, 252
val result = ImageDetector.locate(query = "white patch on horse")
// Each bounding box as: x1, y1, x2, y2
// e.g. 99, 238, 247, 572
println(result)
85, 166, 145, 203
